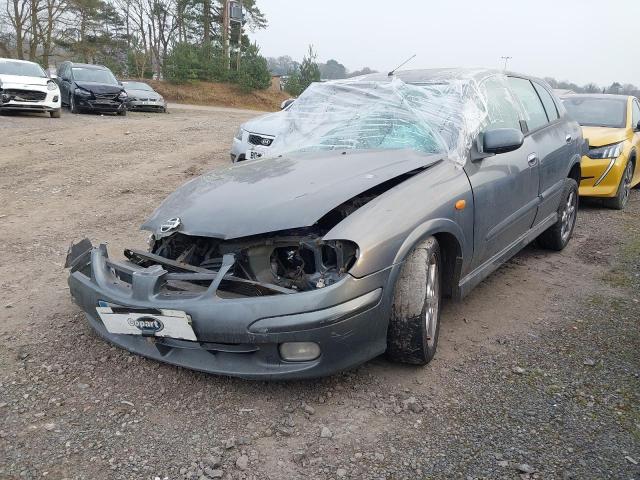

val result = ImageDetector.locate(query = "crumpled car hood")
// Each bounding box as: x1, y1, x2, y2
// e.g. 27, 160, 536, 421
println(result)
75, 81, 123, 95
142, 149, 442, 239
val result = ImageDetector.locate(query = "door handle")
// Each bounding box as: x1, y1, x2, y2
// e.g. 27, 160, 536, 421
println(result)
565, 134, 572, 143
527, 153, 538, 167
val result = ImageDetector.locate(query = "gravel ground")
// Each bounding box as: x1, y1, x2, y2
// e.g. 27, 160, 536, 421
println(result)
0, 108, 638, 480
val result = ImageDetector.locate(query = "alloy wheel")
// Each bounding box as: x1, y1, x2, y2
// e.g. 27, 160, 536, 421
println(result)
621, 161, 633, 207
424, 253, 439, 348
560, 190, 577, 243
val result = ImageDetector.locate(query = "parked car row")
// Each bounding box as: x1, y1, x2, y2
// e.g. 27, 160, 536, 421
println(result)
67, 68, 589, 379
0, 58, 167, 117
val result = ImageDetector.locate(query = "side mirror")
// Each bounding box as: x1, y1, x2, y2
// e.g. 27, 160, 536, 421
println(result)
483, 128, 524, 154
280, 98, 295, 110
472, 128, 524, 161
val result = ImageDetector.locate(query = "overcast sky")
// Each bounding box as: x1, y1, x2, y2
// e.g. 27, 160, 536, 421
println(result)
250, 0, 639, 87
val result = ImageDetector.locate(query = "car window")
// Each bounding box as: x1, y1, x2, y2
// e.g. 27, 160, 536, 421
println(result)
632, 100, 640, 129
533, 82, 559, 122
72, 67, 118, 85
478, 76, 522, 131
508, 77, 549, 131
0, 60, 47, 78
562, 97, 627, 128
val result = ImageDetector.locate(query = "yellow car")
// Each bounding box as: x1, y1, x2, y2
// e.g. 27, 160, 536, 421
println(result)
562, 94, 640, 209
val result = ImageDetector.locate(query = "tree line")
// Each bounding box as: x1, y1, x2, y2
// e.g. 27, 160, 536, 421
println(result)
544, 78, 640, 98
0, 0, 272, 91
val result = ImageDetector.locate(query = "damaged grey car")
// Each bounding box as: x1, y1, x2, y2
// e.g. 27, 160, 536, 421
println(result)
66, 69, 583, 379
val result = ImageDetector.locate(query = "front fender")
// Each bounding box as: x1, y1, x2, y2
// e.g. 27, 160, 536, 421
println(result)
391, 217, 468, 267
323, 160, 474, 279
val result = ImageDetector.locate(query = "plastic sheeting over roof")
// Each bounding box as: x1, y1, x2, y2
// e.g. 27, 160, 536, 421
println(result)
259, 70, 511, 166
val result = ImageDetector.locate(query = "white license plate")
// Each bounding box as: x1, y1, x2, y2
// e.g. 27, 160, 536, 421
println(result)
247, 149, 262, 160
96, 307, 197, 341
143, 101, 155, 105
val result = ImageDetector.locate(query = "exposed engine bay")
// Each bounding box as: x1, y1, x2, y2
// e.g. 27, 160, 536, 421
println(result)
136, 230, 358, 295
115, 166, 430, 297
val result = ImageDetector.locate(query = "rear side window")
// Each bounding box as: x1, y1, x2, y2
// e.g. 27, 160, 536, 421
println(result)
508, 77, 549, 131
533, 82, 559, 122
632, 100, 640, 128
478, 77, 521, 131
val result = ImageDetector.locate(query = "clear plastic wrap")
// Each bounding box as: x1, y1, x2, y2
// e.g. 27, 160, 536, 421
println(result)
257, 70, 517, 166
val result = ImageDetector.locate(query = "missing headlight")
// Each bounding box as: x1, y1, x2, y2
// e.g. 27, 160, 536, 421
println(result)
142, 230, 358, 296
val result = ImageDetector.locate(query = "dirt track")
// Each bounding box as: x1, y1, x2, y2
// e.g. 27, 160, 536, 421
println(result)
1, 107, 639, 480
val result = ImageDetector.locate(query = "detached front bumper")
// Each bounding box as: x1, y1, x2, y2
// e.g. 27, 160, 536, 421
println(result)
67, 242, 392, 379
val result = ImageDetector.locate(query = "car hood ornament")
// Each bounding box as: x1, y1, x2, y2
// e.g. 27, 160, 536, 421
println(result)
159, 217, 181, 233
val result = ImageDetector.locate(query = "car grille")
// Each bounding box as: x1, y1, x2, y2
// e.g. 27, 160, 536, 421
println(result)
248, 134, 274, 147
5, 89, 46, 102
94, 93, 118, 100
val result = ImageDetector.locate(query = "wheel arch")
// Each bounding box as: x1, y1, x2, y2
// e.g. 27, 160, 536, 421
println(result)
392, 218, 466, 299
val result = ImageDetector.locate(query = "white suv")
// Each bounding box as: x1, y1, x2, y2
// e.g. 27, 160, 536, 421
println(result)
0, 58, 61, 118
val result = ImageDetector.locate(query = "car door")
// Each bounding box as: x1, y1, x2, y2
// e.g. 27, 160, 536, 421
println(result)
631, 98, 640, 186
508, 77, 580, 225
464, 76, 540, 269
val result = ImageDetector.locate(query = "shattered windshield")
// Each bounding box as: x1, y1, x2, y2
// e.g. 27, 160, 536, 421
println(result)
262, 76, 488, 165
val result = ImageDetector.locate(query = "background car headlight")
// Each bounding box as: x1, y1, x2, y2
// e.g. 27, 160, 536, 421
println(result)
75, 87, 92, 97
234, 128, 244, 141
47, 80, 58, 91
587, 142, 624, 159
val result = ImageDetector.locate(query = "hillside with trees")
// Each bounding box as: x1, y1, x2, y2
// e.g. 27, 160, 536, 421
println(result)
0, 0, 272, 91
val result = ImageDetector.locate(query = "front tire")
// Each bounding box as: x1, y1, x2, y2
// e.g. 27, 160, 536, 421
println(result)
69, 94, 78, 114
117, 108, 127, 116
604, 160, 633, 210
387, 236, 442, 365
50, 108, 61, 118
538, 178, 578, 251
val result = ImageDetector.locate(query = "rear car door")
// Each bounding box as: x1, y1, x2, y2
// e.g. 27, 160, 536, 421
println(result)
507, 77, 580, 225
464, 76, 540, 269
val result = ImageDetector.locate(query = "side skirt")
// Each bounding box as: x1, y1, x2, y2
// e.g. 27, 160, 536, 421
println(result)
455, 212, 557, 300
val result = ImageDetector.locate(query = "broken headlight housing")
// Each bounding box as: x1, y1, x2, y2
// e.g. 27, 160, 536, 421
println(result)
234, 128, 244, 141
149, 232, 359, 294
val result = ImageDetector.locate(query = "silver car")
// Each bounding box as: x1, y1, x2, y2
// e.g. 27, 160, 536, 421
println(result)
122, 81, 167, 112
230, 99, 294, 162
66, 69, 583, 379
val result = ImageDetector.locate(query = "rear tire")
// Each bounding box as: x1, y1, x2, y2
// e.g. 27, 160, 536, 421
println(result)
604, 160, 633, 210
538, 178, 578, 251
50, 108, 61, 118
387, 236, 442, 365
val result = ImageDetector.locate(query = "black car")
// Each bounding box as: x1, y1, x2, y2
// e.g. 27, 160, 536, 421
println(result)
56, 62, 127, 115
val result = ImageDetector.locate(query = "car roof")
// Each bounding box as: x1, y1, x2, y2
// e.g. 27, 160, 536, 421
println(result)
66, 62, 108, 70
357, 67, 544, 86
0, 58, 39, 65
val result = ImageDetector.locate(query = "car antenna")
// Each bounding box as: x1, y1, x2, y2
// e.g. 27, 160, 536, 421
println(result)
388, 54, 417, 76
